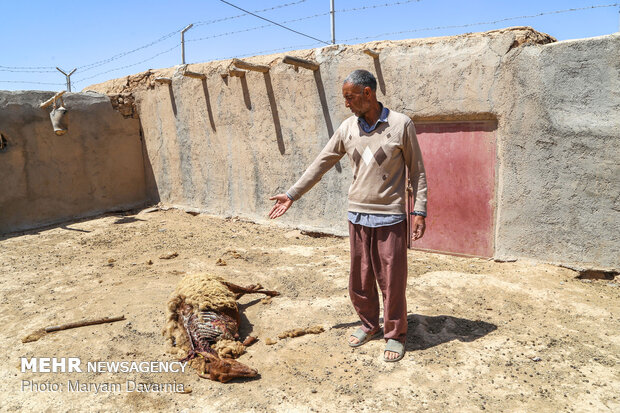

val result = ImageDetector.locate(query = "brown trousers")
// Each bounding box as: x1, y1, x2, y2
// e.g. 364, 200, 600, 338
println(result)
348, 220, 408, 343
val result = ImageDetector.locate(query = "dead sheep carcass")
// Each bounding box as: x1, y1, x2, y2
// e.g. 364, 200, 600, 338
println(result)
164, 273, 278, 382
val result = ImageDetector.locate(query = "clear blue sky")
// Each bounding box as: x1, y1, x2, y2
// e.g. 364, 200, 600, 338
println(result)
1, 0, 618, 91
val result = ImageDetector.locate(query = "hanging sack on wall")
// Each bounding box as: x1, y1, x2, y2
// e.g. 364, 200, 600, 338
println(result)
50, 96, 68, 136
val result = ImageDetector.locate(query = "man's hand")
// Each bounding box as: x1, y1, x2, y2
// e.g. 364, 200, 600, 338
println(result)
412, 215, 426, 240
268, 194, 293, 219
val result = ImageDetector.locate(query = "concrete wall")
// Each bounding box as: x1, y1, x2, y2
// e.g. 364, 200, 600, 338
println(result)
0, 91, 148, 233
493, 34, 620, 269
87, 27, 619, 269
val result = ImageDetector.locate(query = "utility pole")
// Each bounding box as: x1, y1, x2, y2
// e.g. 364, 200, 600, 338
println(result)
56, 67, 77, 92
330, 0, 335, 44
181, 24, 194, 64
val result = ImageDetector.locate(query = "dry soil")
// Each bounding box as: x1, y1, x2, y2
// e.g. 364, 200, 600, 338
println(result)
0, 208, 618, 412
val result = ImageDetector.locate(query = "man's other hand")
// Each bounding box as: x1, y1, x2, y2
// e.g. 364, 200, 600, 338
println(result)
412, 215, 426, 240
268, 194, 293, 219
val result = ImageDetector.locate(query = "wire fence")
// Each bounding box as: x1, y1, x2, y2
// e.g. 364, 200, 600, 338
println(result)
2, 1, 618, 90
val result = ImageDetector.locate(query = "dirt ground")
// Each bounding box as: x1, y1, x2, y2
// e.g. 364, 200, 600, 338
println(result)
0, 208, 618, 412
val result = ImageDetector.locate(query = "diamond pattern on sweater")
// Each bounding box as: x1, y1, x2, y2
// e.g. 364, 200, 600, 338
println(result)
362, 147, 374, 166
352, 148, 361, 165
374, 147, 387, 166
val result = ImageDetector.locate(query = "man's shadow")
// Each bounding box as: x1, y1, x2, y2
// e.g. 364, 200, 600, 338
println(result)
334, 313, 497, 351
405, 314, 496, 351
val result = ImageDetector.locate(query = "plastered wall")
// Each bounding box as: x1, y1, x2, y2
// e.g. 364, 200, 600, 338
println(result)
0, 91, 148, 233
492, 34, 620, 269
41, 27, 620, 269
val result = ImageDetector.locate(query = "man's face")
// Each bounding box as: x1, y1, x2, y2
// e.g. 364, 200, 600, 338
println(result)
342, 82, 371, 117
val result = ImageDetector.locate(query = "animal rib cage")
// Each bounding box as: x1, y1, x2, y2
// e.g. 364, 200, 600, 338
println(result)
182, 310, 238, 353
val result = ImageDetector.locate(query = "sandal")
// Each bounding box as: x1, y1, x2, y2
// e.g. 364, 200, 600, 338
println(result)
383, 339, 405, 362
348, 327, 382, 347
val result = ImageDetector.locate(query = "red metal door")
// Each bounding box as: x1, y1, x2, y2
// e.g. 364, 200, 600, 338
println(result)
409, 121, 497, 257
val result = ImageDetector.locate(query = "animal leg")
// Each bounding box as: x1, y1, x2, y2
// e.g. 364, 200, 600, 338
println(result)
222, 282, 280, 299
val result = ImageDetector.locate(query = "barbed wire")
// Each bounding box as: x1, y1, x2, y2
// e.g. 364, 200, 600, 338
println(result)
342, 3, 620, 42
0, 65, 56, 70
257, 0, 425, 25
2, 2, 618, 89
218, 0, 330, 45
217, 41, 326, 61
0, 80, 65, 86
76, 29, 181, 73
194, 0, 308, 26
73, 44, 180, 85
0, 68, 58, 73
187, 0, 426, 44
3, 0, 418, 73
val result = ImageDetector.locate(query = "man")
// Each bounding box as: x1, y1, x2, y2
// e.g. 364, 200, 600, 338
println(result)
269, 69, 427, 362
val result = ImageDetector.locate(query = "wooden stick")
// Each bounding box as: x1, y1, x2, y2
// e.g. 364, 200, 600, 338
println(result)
282, 56, 319, 71
228, 69, 246, 78
40, 91, 66, 109
44, 315, 126, 333
232, 58, 269, 73
363, 49, 379, 58
155, 77, 172, 84
182, 70, 206, 80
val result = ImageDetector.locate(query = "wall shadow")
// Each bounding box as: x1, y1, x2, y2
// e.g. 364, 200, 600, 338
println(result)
113, 216, 145, 225
263, 72, 285, 155
60, 225, 91, 233
138, 123, 160, 204
239, 76, 252, 110
201, 78, 216, 131
167, 84, 177, 117
373, 57, 386, 95
313, 69, 342, 173
332, 313, 497, 352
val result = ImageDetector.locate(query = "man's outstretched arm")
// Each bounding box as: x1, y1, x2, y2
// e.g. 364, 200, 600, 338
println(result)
268, 193, 293, 219
269, 125, 347, 219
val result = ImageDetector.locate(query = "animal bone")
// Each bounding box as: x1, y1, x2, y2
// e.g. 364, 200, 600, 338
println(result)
164, 273, 279, 382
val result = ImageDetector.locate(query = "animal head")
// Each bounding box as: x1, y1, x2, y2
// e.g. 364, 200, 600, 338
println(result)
196, 352, 258, 383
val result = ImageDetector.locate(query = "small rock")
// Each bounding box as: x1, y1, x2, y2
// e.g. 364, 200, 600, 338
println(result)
107, 258, 116, 264
284, 230, 302, 239
265, 338, 277, 345
159, 252, 178, 260
531, 357, 541, 362
216, 258, 227, 266
146, 259, 153, 265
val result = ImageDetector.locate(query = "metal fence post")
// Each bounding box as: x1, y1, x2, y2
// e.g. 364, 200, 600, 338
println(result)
330, 0, 335, 44
56, 67, 77, 92
181, 24, 194, 65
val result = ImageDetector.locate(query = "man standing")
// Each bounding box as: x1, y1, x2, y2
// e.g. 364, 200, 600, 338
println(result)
269, 69, 427, 362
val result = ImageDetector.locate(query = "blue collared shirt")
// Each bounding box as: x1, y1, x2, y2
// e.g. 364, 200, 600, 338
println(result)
358, 105, 390, 133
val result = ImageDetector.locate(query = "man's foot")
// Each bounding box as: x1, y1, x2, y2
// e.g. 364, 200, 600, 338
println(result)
348, 327, 382, 347
383, 339, 405, 362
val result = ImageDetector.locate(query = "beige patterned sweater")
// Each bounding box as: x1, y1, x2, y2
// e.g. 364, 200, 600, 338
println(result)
287, 110, 427, 215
